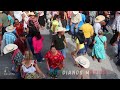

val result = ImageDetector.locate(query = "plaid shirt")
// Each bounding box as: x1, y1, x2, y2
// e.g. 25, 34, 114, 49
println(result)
3, 32, 17, 45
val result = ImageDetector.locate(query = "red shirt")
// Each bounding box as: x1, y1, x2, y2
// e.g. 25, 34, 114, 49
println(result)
14, 23, 24, 36
45, 51, 64, 69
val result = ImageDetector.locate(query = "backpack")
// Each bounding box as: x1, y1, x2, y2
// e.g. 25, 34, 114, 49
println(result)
76, 30, 85, 44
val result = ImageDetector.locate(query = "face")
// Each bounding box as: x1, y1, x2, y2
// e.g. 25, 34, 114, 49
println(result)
30, 15, 35, 19
56, 18, 59, 21
51, 47, 57, 54
14, 20, 19, 25
100, 21, 106, 26
60, 31, 65, 35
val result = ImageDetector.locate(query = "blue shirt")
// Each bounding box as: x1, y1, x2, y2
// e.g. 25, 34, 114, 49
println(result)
3, 32, 17, 45
78, 13, 86, 28
8, 15, 14, 25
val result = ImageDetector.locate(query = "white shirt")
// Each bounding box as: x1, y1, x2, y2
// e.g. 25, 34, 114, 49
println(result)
71, 13, 82, 23
22, 61, 36, 73
14, 11, 23, 22
93, 22, 101, 35
22, 12, 29, 28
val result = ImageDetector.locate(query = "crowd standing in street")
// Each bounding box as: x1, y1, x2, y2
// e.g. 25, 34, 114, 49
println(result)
0, 11, 119, 79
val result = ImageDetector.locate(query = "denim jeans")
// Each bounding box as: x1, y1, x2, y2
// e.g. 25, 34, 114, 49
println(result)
85, 38, 91, 52
35, 52, 43, 62
49, 67, 59, 77
59, 48, 66, 58
70, 23, 79, 35
27, 37, 34, 55
77, 47, 86, 56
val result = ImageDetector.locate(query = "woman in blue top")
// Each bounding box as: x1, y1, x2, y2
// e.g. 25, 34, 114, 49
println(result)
8, 11, 14, 25
92, 29, 107, 63
78, 11, 86, 29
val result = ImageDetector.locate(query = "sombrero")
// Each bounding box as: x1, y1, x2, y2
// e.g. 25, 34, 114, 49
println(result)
75, 56, 90, 68
95, 15, 105, 23
3, 44, 18, 54
56, 27, 66, 33
6, 25, 16, 32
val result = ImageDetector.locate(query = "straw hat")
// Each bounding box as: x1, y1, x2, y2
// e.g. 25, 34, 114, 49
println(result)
6, 25, 16, 32
3, 44, 18, 54
75, 56, 90, 68
73, 11, 79, 15
28, 12, 35, 16
56, 27, 66, 33
95, 15, 105, 23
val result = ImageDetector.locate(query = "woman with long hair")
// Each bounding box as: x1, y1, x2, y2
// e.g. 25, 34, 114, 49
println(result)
20, 51, 45, 79
32, 31, 44, 63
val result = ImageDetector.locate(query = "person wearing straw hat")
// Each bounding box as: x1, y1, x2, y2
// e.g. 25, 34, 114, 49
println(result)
1, 25, 17, 56
52, 27, 68, 58
70, 11, 82, 39
27, 12, 40, 30
93, 15, 106, 36
75, 56, 90, 79
3, 44, 24, 79
92, 29, 107, 63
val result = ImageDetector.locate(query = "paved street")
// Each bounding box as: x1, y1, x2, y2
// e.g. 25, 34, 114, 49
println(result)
0, 20, 120, 79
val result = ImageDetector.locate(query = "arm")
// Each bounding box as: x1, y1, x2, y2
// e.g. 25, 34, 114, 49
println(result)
90, 26, 94, 37
104, 41, 107, 49
46, 59, 50, 71
64, 12, 68, 21
64, 38, 68, 48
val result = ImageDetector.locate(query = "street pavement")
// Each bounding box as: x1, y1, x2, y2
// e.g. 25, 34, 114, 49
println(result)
0, 19, 120, 79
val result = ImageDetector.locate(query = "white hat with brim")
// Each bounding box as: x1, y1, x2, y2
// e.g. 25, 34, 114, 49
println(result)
55, 27, 66, 33
95, 15, 105, 23
117, 11, 120, 13
28, 12, 35, 16
0, 11, 3, 13
75, 56, 90, 68
6, 25, 16, 32
3, 44, 18, 54
73, 11, 79, 15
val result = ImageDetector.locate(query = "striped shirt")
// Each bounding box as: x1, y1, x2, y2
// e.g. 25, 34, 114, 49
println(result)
3, 32, 17, 45
27, 17, 40, 30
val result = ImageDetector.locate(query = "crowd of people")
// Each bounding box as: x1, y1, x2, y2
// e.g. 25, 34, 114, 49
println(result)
0, 11, 120, 79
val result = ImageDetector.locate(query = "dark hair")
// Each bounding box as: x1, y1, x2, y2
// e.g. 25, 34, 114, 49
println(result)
50, 45, 56, 50
15, 18, 19, 21
76, 30, 85, 44
85, 16, 90, 23
35, 31, 42, 40
28, 20, 34, 27
53, 15, 59, 20
19, 32, 27, 37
